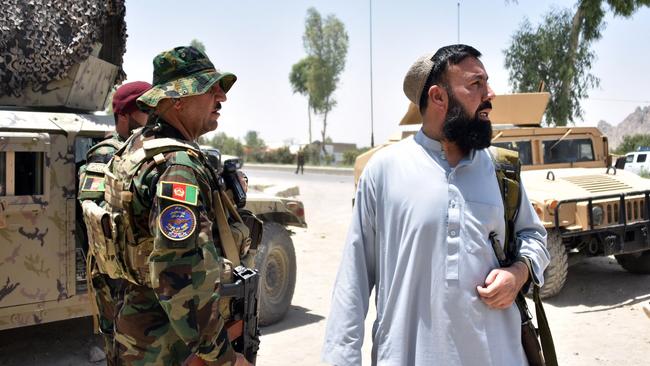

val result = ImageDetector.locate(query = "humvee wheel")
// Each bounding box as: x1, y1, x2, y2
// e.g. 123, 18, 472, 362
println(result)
615, 250, 650, 274
539, 230, 568, 299
255, 222, 297, 326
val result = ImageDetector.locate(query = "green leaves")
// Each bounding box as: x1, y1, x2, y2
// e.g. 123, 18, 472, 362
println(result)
289, 8, 349, 152
504, 7, 599, 126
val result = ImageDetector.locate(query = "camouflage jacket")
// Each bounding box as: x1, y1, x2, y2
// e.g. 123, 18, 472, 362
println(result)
106, 120, 235, 364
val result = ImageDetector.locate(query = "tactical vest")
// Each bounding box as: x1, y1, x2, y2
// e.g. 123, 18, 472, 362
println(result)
82, 135, 254, 292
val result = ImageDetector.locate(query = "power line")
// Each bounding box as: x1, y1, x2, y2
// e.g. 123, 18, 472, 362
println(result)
586, 97, 650, 104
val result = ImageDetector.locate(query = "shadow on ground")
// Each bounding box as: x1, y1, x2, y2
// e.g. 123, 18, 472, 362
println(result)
261, 305, 325, 335
0, 316, 103, 366
545, 256, 650, 311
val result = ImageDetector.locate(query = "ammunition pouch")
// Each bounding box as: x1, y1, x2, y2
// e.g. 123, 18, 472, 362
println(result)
81, 200, 127, 280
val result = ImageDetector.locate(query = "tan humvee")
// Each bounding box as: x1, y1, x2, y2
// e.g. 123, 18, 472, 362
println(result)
1, 8, 304, 331
354, 92, 650, 298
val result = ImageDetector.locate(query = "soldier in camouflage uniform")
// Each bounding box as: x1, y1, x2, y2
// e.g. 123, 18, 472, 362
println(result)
78, 81, 151, 366
97, 46, 251, 366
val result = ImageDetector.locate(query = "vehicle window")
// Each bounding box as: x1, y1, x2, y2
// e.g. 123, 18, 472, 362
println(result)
542, 138, 594, 164
626, 154, 635, 163
0, 152, 5, 196
638, 154, 647, 163
15, 152, 44, 195
491, 141, 533, 165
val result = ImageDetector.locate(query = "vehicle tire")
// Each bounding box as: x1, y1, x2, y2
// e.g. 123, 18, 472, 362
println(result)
615, 250, 650, 274
254, 222, 297, 326
538, 229, 568, 299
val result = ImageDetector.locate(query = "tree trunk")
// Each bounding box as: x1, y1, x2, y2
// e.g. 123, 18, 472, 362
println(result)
321, 114, 328, 155
308, 102, 312, 144
557, 5, 584, 126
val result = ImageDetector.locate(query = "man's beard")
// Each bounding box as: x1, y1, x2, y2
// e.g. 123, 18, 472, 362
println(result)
442, 91, 493, 155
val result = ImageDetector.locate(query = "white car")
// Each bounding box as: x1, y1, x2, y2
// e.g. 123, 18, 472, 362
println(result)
625, 148, 650, 175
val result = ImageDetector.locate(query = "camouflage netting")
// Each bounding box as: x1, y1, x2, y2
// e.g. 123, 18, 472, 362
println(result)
0, 0, 127, 98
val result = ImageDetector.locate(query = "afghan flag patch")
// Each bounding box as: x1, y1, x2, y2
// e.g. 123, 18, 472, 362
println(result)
81, 176, 105, 192
158, 181, 199, 206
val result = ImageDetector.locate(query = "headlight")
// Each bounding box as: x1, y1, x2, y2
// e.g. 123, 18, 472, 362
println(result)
591, 205, 604, 226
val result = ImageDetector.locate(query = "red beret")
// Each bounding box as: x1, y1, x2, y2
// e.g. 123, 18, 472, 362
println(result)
112, 81, 152, 115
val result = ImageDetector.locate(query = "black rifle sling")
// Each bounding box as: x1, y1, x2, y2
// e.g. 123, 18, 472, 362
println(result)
491, 147, 558, 366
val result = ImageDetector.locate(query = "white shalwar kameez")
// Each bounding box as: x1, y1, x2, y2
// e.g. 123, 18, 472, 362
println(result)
322, 130, 550, 366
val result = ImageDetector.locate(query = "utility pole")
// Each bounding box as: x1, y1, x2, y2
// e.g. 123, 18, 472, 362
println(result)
457, 1, 460, 43
369, 0, 375, 147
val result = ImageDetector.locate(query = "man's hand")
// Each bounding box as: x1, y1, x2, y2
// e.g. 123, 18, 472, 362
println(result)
476, 261, 528, 309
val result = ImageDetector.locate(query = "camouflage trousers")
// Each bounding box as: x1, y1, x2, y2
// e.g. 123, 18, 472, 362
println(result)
114, 283, 192, 366
91, 272, 122, 366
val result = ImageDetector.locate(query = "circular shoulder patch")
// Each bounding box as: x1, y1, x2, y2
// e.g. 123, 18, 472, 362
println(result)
158, 204, 197, 241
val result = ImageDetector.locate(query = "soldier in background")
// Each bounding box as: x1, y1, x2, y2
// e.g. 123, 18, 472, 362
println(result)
96, 46, 252, 366
87, 81, 152, 164
77, 81, 151, 366
295, 147, 305, 174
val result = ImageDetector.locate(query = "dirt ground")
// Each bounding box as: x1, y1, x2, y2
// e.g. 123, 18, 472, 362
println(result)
1, 168, 649, 365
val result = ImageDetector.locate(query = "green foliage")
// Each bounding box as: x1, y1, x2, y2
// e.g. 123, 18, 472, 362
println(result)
504, 7, 599, 126
614, 134, 650, 155
296, 7, 349, 151
243, 130, 267, 162
202, 132, 244, 157
342, 147, 370, 166
261, 147, 294, 164
289, 57, 312, 96
189, 39, 206, 53
301, 144, 322, 165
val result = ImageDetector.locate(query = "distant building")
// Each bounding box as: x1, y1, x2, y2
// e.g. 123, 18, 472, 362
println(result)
310, 141, 357, 163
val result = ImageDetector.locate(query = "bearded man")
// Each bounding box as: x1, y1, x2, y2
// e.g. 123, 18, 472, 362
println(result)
322, 44, 550, 366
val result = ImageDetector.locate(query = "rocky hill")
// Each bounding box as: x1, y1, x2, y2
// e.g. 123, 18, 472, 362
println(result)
598, 106, 650, 149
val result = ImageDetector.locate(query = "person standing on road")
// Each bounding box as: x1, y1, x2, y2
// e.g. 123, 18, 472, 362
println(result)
322, 44, 550, 365
89, 46, 253, 366
295, 147, 305, 174
77, 81, 151, 366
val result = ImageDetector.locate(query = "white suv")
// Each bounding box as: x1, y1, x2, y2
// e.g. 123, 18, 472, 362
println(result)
625, 147, 650, 175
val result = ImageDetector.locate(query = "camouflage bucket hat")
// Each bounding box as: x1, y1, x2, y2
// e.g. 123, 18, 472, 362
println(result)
137, 46, 237, 110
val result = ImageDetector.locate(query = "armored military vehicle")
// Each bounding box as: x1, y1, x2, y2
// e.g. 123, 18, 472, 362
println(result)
355, 92, 650, 298
0, 1, 304, 331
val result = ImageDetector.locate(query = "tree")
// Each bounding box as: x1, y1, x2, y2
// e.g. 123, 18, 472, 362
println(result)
504, 8, 599, 126
243, 130, 266, 162
298, 7, 349, 153
505, 1, 650, 126
289, 57, 315, 143
190, 39, 206, 53
205, 132, 244, 157
614, 134, 650, 155
559, 0, 650, 125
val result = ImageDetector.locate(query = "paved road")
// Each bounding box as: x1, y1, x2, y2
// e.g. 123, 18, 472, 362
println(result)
252, 168, 650, 366
1, 167, 649, 365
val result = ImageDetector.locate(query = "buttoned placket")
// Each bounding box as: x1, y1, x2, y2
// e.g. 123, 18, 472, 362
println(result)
444, 153, 474, 283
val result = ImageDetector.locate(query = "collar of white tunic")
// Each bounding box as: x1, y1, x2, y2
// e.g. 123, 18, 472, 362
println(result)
414, 129, 478, 168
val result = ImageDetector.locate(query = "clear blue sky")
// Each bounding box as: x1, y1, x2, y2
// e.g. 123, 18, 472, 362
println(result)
122, 0, 650, 148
